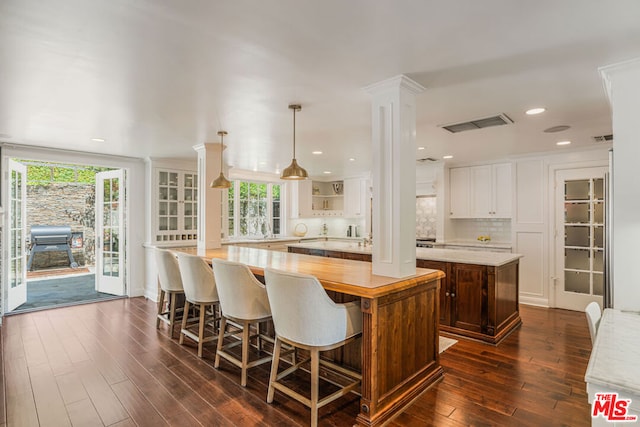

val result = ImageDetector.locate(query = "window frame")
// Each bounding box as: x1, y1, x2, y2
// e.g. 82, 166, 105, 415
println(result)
225, 180, 282, 238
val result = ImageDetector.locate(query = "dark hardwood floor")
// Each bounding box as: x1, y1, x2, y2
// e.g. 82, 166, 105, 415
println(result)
0, 298, 592, 426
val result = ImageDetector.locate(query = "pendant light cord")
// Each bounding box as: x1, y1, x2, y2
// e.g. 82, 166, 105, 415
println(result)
292, 107, 296, 159
220, 133, 224, 172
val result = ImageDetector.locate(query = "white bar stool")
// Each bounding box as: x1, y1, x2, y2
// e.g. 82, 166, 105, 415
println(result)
155, 248, 185, 338
211, 258, 273, 387
264, 268, 362, 427
176, 253, 220, 358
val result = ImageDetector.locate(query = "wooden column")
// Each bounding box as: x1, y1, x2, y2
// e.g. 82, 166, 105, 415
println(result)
193, 143, 224, 252
364, 75, 425, 278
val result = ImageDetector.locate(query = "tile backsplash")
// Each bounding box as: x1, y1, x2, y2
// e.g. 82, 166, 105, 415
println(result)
416, 196, 437, 238
450, 218, 511, 242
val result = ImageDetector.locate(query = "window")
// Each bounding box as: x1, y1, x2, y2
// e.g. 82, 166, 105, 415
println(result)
227, 181, 282, 238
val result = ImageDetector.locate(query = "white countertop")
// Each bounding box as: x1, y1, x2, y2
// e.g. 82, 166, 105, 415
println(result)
431, 240, 512, 250
286, 241, 522, 267
585, 309, 640, 397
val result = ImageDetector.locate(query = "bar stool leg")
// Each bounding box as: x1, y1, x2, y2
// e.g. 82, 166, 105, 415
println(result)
267, 337, 282, 403
197, 303, 206, 358
179, 300, 190, 345
214, 316, 227, 368
241, 320, 250, 387
168, 292, 177, 338
156, 289, 166, 329
310, 348, 319, 427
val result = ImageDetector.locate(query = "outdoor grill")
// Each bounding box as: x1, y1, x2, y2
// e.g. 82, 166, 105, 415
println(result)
27, 225, 78, 271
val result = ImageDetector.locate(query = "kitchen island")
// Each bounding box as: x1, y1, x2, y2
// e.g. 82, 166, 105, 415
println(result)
173, 245, 444, 427
287, 241, 523, 344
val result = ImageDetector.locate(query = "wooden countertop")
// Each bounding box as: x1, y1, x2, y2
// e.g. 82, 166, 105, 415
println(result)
172, 246, 444, 298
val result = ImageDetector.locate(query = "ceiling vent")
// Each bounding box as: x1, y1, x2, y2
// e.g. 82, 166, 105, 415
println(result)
440, 113, 514, 133
417, 157, 438, 162
593, 134, 613, 143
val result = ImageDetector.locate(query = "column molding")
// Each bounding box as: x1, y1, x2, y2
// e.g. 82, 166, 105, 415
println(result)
364, 75, 425, 278
193, 143, 225, 252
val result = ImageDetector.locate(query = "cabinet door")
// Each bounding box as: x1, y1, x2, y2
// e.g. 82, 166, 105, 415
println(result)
449, 168, 470, 218
343, 178, 364, 218
157, 170, 180, 234
451, 263, 486, 333
417, 260, 450, 326
492, 163, 512, 218
289, 180, 313, 218
470, 165, 492, 217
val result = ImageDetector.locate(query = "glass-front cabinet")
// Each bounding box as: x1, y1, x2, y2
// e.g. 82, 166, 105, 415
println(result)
154, 167, 198, 244
563, 177, 604, 296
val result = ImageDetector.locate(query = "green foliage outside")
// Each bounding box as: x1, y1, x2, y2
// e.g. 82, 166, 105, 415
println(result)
228, 181, 281, 236
19, 160, 113, 185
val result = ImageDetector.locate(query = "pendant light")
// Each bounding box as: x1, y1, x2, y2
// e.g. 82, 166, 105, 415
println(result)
281, 104, 309, 180
210, 130, 232, 188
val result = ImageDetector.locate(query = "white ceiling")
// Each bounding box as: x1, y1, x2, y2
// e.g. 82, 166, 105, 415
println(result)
1, 0, 638, 178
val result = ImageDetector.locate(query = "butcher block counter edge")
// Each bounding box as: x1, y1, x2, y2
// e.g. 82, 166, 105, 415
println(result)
170, 245, 444, 299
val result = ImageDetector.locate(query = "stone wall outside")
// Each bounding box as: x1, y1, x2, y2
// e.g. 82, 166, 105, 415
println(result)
27, 183, 96, 270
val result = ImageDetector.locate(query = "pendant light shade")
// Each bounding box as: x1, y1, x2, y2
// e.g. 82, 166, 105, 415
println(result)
210, 130, 232, 189
281, 104, 308, 180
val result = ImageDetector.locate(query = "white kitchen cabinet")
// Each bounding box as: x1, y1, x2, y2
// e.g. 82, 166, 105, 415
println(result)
343, 177, 367, 218
149, 163, 199, 245
449, 163, 512, 219
289, 180, 313, 218
449, 167, 471, 218
492, 163, 512, 218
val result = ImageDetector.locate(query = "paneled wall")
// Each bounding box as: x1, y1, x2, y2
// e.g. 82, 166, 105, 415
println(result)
513, 159, 548, 306
512, 150, 609, 307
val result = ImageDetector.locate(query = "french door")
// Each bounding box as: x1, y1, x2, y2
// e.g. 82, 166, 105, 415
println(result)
96, 170, 125, 296
6, 159, 28, 311
554, 167, 607, 311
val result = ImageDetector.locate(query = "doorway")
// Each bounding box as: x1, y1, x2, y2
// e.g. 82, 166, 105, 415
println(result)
3, 159, 127, 313
553, 167, 607, 311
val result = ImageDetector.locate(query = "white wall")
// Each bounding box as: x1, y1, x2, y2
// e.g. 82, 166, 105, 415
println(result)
600, 58, 640, 311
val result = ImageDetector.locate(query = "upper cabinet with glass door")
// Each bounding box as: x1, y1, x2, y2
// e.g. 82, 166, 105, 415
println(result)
154, 166, 198, 245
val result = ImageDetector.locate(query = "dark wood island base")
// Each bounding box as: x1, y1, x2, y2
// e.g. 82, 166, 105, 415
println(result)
174, 246, 445, 426
288, 245, 522, 346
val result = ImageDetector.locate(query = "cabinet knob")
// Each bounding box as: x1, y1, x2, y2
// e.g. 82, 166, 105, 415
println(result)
445, 292, 450, 297
451, 292, 456, 298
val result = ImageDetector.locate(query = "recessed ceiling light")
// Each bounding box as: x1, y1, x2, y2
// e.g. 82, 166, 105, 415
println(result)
91, 138, 105, 142
312, 151, 323, 155
525, 107, 546, 115
323, 171, 331, 174
417, 146, 425, 150
259, 161, 267, 165
556, 140, 572, 146
443, 155, 453, 159
348, 158, 356, 162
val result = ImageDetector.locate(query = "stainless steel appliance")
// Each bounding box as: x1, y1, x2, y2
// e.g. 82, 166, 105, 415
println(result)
416, 238, 435, 248
27, 225, 78, 271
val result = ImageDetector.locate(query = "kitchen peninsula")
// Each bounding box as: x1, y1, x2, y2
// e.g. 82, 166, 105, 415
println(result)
287, 241, 523, 344
174, 245, 444, 427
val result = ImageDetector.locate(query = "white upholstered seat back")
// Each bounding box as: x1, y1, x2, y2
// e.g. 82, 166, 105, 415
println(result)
264, 268, 362, 347
211, 258, 271, 320
155, 249, 184, 292
585, 301, 602, 345
176, 253, 219, 304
